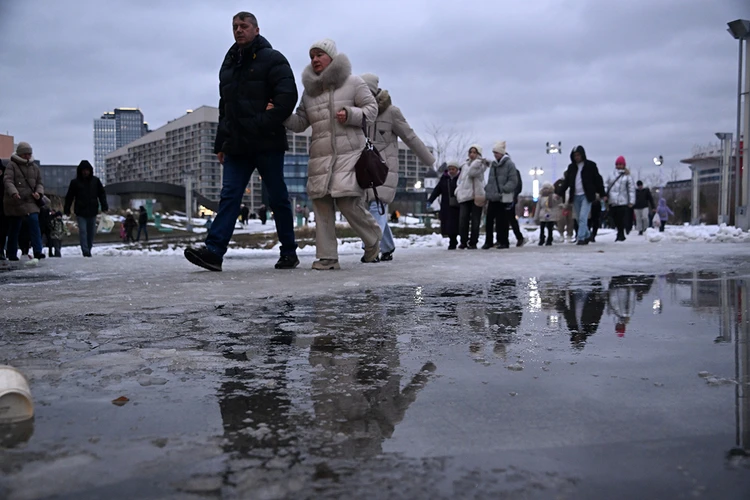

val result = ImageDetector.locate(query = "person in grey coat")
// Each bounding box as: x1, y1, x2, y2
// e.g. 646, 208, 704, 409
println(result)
360, 73, 435, 261
483, 141, 518, 249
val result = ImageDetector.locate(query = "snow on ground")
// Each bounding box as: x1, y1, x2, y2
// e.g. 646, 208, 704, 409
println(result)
61, 223, 750, 259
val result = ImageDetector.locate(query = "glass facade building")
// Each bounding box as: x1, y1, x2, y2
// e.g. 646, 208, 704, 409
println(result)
94, 108, 147, 182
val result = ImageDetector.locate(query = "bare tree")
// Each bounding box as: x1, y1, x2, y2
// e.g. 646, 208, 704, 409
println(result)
424, 122, 476, 172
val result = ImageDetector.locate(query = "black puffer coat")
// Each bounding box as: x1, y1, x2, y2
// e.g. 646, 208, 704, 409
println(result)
64, 161, 108, 218
559, 146, 605, 203
428, 171, 460, 237
214, 35, 298, 156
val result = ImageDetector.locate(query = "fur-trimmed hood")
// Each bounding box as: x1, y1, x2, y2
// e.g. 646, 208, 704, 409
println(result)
301, 54, 352, 97
376, 89, 392, 115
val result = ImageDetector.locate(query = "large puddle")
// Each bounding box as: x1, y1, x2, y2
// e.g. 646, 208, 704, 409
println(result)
1, 273, 749, 499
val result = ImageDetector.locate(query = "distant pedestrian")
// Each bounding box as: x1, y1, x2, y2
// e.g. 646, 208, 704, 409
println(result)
295, 204, 304, 227
136, 206, 149, 242
63, 160, 108, 257
456, 144, 488, 249
258, 204, 267, 225
302, 204, 310, 226
633, 180, 655, 235
508, 166, 525, 247
428, 161, 461, 249
656, 198, 673, 232
3, 142, 45, 260
533, 182, 561, 246
49, 211, 66, 257
558, 145, 606, 245
184, 11, 299, 272
239, 203, 250, 225
554, 178, 574, 242
205, 215, 213, 230
483, 142, 517, 249
284, 38, 381, 270
605, 156, 635, 242
0, 160, 7, 260
359, 73, 435, 262
123, 210, 137, 243
39, 206, 53, 256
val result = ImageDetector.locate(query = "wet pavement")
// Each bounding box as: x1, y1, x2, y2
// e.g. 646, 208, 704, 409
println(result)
1, 260, 749, 499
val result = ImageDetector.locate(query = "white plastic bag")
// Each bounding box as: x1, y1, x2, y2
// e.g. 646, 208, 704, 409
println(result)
97, 214, 114, 233
651, 212, 661, 229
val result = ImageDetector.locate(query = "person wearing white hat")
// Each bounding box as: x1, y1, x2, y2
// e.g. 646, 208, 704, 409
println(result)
455, 144, 487, 249
483, 141, 518, 249
284, 39, 380, 270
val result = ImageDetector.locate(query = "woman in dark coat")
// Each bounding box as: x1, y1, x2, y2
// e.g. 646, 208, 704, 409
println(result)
428, 162, 461, 250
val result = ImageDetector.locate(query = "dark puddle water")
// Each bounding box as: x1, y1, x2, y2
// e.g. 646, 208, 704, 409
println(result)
1, 273, 749, 499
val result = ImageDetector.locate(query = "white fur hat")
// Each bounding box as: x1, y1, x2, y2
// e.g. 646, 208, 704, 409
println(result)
468, 144, 483, 156
492, 141, 507, 155
447, 160, 460, 169
310, 38, 338, 59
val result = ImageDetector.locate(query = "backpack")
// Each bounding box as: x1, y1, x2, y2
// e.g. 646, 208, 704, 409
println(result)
514, 168, 522, 196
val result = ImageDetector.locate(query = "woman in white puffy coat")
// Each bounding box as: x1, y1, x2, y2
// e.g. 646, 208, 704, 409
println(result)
455, 145, 487, 249
284, 39, 380, 270
605, 156, 635, 242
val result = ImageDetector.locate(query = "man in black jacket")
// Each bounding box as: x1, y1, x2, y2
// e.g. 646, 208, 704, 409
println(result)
64, 160, 108, 257
558, 146, 606, 245
185, 12, 299, 272
633, 180, 655, 235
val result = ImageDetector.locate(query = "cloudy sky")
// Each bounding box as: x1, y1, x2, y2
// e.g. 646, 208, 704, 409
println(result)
1, 0, 748, 183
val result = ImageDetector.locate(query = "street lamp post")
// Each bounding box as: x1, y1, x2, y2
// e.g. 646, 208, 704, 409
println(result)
727, 19, 750, 228
653, 155, 664, 198
529, 167, 544, 201
546, 142, 562, 181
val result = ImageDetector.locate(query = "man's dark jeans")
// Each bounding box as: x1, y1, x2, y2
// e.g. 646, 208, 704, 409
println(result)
206, 152, 297, 258
77, 216, 97, 255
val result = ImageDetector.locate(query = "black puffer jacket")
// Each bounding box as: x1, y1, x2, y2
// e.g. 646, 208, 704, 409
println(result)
214, 35, 298, 156
64, 161, 108, 217
559, 145, 605, 203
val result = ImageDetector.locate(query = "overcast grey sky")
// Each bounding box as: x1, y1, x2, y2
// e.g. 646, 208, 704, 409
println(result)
1, 0, 748, 183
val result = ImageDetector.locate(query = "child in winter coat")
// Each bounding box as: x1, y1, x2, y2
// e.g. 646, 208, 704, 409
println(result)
655, 198, 673, 232
534, 182, 561, 246
49, 211, 67, 257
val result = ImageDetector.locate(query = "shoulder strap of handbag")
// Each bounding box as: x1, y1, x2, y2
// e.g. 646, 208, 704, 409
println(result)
606, 172, 625, 197
15, 162, 38, 193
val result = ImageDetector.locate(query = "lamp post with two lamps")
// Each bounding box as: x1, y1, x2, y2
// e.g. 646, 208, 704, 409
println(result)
546, 142, 562, 181
529, 167, 544, 202
653, 155, 664, 200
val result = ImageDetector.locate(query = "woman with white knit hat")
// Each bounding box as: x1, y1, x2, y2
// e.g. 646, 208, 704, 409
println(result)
284, 39, 380, 270
455, 144, 487, 249
484, 141, 518, 249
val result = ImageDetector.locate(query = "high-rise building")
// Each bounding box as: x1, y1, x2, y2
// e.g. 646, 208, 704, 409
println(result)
397, 141, 435, 193
0, 133, 14, 158
94, 108, 147, 181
